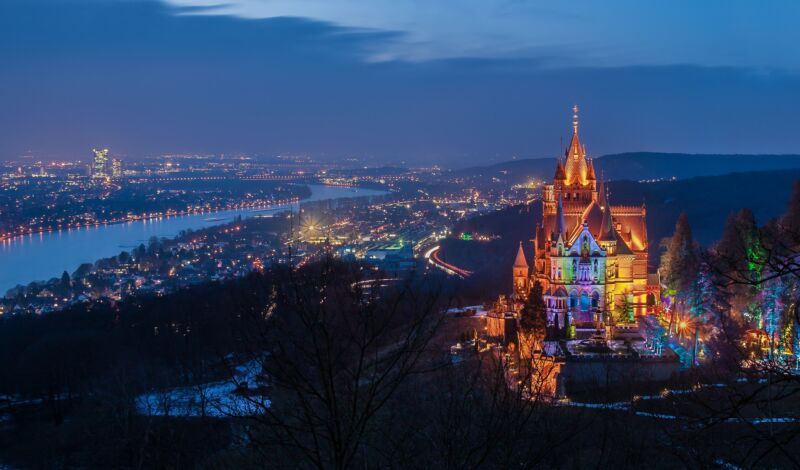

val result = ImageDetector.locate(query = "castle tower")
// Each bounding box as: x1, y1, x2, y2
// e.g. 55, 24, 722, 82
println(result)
562, 105, 597, 203
512, 242, 529, 298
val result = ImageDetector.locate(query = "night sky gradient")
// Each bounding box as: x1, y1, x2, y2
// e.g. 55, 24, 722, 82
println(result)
2, 0, 799, 166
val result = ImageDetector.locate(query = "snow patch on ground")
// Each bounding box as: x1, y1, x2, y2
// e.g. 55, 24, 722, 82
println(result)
136, 360, 269, 418
446, 305, 489, 317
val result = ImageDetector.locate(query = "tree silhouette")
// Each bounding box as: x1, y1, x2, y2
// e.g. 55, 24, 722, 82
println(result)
520, 281, 547, 348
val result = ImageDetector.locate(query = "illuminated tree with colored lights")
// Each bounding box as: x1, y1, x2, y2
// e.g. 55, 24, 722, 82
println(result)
660, 212, 699, 334
713, 209, 764, 326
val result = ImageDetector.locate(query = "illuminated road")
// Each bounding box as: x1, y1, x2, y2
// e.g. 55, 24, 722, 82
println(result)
424, 246, 473, 278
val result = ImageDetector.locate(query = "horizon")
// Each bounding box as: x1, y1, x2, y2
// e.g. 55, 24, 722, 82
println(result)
11, 150, 800, 172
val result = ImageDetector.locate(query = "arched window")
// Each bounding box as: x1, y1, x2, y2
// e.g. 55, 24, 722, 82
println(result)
580, 291, 590, 312
592, 291, 600, 309
569, 291, 578, 309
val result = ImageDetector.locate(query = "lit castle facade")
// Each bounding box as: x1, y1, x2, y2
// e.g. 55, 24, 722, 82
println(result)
513, 107, 658, 330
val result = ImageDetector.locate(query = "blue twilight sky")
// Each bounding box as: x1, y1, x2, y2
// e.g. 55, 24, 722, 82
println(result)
1, 0, 799, 167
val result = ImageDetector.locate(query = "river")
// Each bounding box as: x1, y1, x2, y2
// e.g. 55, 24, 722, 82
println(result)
0, 184, 388, 293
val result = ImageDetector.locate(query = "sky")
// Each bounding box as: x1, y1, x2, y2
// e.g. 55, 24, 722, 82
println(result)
1, 0, 799, 167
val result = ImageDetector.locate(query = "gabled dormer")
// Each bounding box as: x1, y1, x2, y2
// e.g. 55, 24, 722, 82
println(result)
567, 222, 606, 259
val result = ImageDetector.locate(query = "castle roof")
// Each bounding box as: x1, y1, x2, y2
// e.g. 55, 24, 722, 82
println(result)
564, 131, 588, 186
598, 182, 617, 242
610, 206, 648, 251
564, 107, 590, 186
598, 177, 607, 209
586, 157, 596, 181
554, 157, 566, 180
580, 200, 604, 235
598, 204, 617, 242
513, 242, 528, 268
554, 193, 566, 238
614, 235, 634, 255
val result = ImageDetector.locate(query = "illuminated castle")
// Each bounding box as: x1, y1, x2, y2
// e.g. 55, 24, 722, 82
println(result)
513, 107, 658, 330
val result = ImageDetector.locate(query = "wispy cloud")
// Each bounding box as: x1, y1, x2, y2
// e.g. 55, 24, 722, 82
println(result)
162, 0, 800, 69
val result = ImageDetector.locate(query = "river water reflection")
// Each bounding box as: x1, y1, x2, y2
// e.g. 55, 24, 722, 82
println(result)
0, 184, 387, 292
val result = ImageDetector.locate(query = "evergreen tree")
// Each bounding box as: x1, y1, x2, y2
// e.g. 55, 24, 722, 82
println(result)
714, 209, 764, 325
661, 213, 699, 334
716, 209, 762, 281
661, 212, 699, 297
520, 281, 547, 341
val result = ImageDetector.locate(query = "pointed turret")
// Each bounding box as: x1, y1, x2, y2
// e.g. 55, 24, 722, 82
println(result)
555, 192, 566, 238
586, 157, 596, 181
598, 183, 617, 242
564, 105, 588, 186
512, 242, 529, 298
598, 176, 607, 209
513, 242, 528, 267
598, 205, 616, 241
554, 157, 566, 181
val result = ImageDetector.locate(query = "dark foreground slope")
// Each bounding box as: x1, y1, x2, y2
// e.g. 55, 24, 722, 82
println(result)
1, 259, 798, 468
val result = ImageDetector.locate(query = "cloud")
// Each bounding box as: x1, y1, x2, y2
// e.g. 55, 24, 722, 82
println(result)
161, 0, 800, 69
1, 0, 799, 164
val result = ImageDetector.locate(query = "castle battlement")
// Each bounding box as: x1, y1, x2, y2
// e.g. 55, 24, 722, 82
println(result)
610, 205, 645, 214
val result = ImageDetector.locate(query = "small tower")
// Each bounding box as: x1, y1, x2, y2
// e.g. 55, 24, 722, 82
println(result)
512, 242, 529, 299
597, 179, 618, 255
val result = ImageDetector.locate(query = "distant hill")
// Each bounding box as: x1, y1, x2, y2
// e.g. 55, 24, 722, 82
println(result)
608, 168, 800, 246
439, 168, 800, 297
454, 153, 800, 184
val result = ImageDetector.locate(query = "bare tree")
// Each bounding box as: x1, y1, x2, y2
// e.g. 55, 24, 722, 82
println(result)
224, 257, 448, 468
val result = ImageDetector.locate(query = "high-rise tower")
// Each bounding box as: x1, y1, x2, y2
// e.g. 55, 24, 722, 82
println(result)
91, 148, 109, 179
111, 158, 122, 178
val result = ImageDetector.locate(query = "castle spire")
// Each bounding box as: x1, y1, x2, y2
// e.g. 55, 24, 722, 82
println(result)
554, 156, 566, 180
572, 104, 579, 134
564, 104, 588, 185
598, 181, 616, 241
586, 157, 596, 181
513, 241, 528, 268
555, 192, 566, 238
598, 173, 607, 209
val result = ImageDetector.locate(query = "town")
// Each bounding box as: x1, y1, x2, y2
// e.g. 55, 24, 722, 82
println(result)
1, 150, 530, 314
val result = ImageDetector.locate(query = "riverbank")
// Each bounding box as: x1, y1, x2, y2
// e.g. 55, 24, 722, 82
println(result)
0, 184, 389, 293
